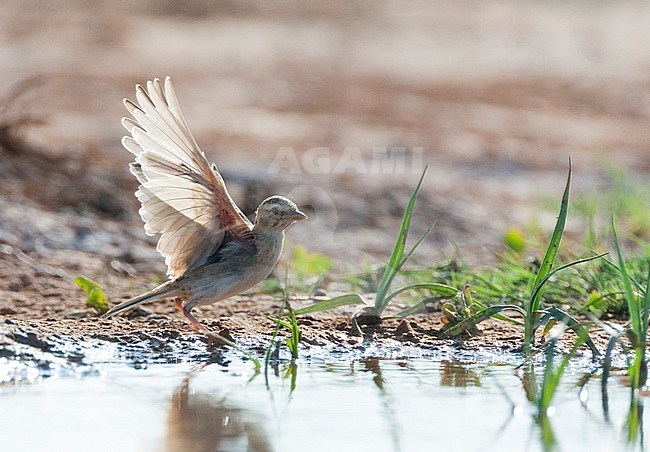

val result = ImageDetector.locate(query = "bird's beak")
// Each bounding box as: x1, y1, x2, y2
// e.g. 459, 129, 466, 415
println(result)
291, 210, 308, 221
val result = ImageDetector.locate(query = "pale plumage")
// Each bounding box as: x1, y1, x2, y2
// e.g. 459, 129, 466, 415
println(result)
104, 77, 307, 335
120, 77, 253, 279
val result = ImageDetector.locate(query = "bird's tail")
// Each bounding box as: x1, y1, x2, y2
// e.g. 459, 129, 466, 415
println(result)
103, 281, 178, 318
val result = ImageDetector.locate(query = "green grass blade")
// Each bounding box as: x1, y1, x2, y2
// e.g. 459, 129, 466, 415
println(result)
397, 221, 436, 272
385, 282, 457, 306
612, 217, 641, 336
529, 160, 572, 314
396, 297, 525, 324
293, 293, 367, 315
535, 306, 600, 356
602, 258, 645, 294
266, 316, 293, 329
602, 331, 625, 387
391, 282, 464, 317
265, 276, 290, 384
642, 267, 650, 345
529, 253, 608, 306
397, 300, 434, 317
439, 304, 526, 339
629, 346, 645, 391
481, 311, 524, 325
287, 310, 300, 359
374, 165, 428, 312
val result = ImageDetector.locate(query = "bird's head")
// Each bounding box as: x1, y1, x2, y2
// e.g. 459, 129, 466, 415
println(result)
254, 196, 308, 231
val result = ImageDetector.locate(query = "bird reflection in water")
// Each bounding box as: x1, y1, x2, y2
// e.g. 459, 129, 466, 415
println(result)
165, 365, 270, 452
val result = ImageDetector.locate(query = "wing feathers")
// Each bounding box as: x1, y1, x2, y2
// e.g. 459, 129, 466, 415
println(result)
122, 136, 142, 156
122, 76, 254, 279
164, 77, 202, 150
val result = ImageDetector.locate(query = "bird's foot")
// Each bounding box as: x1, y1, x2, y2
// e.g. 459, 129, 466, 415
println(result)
174, 298, 239, 348
203, 329, 236, 347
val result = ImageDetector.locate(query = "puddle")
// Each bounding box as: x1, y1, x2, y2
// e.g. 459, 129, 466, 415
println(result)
0, 336, 644, 452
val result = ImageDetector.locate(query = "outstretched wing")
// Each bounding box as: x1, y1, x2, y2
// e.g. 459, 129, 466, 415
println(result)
122, 77, 254, 279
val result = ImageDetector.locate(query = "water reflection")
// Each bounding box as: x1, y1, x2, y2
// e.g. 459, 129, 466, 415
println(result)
439, 360, 482, 387
1, 353, 643, 451
599, 368, 646, 448
265, 359, 299, 394
626, 394, 645, 446
283, 362, 298, 393
165, 366, 271, 452
361, 358, 386, 390
518, 363, 537, 403
536, 413, 557, 452
359, 358, 402, 452
517, 363, 558, 452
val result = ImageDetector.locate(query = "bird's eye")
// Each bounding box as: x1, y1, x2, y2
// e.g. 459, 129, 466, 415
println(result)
271, 207, 280, 215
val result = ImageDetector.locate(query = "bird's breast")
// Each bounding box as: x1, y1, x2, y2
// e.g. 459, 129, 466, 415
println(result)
187, 231, 285, 307
249, 230, 285, 276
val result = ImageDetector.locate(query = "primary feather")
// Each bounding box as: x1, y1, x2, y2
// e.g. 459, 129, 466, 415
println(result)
122, 77, 254, 279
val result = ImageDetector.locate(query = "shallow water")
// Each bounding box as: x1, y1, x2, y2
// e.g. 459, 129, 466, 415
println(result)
0, 343, 645, 452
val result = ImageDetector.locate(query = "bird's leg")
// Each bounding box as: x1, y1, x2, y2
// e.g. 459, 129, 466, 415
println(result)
174, 298, 208, 331
174, 298, 222, 344
173, 299, 257, 366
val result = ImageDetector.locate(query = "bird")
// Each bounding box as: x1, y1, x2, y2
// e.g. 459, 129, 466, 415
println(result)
103, 77, 307, 337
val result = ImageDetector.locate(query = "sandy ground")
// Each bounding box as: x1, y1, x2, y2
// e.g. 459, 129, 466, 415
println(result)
0, 1, 649, 357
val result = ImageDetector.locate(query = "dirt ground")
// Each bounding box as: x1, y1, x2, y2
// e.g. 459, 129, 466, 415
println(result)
1, 293, 613, 363
0, 239, 614, 363
1, 1, 649, 359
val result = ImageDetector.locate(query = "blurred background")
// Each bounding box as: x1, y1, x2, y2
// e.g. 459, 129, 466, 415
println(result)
1, 0, 650, 272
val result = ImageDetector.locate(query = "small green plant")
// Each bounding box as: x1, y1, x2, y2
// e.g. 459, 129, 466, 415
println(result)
602, 217, 650, 390
264, 274, 301, 388
290, 166, 457, 327
369, 166, 436, 317
440, 162, 604, 359
261, 246, 332, 295
439, 284, 522, 336
74, 276, 109, 313
267, 308, 301, 360
292, 245, 332, 282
